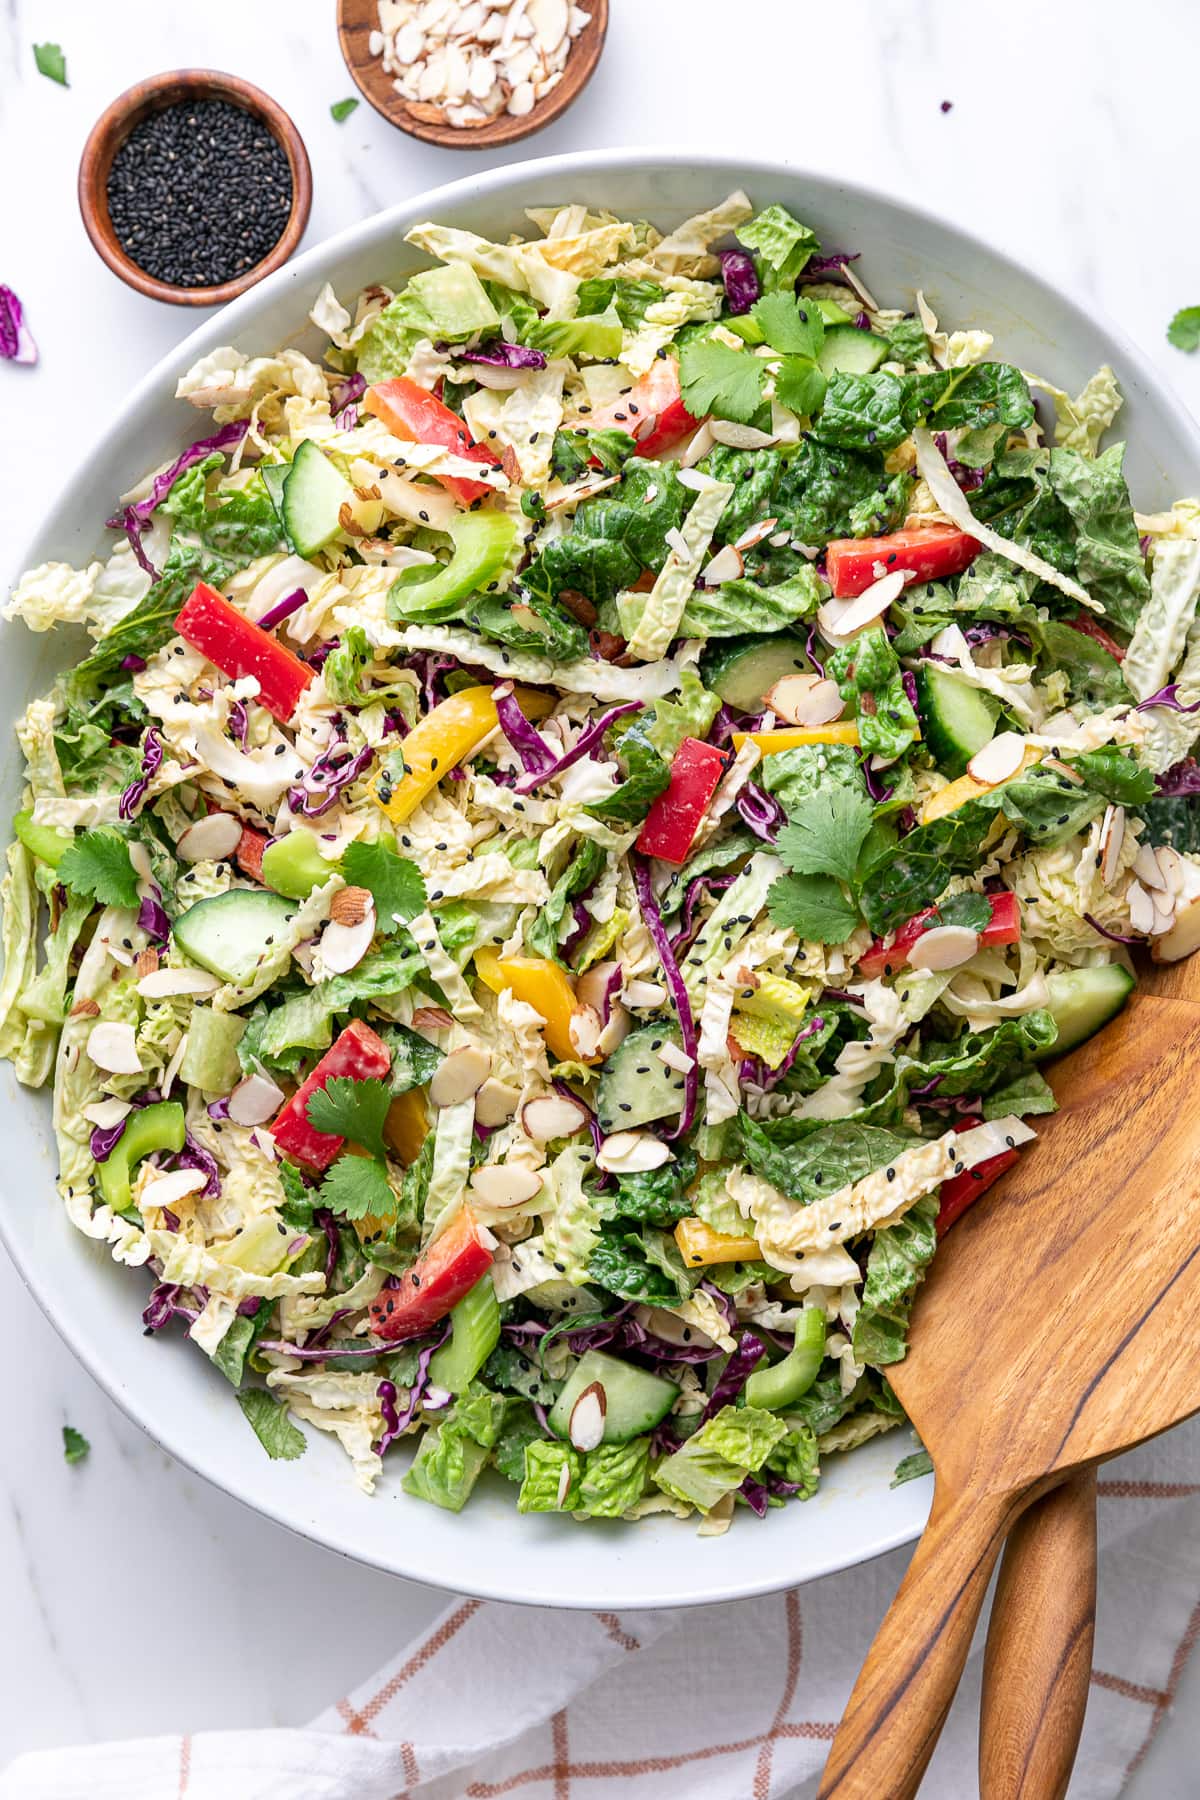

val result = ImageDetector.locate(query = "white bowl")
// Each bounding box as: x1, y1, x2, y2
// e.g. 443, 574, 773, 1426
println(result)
4, 151, 1199, 1612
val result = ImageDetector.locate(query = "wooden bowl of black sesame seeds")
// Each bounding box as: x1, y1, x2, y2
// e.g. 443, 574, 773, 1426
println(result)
78, 71, 312, 306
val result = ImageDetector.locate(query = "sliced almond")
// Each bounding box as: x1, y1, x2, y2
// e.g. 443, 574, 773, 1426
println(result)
469, 1162, 544, 1208
820, 569, 908, 639
330, 885, 373, 927
82, 1097, 133, 1129
227, 1071, 287, 1127
430, 1043, 493, 1108
319, 905, 377, 976
568, 1382, 606, 1452
86, 1021, 143, 1075
140, 1168, 209, 1212
708, 419, 777, 450
70, 997, 101, 1019
1041, 755, 1086, 786
544, 472, 620, 511
906, 925, 980, 971
1133, 843, 1167, 892
596, 1001, 631, 1059
623, 979, 666, 1008
177, 812, 243, 864
656, 1040, 695, 1074
698, 544, 744, 588
137, 968, 223, 999
475, 1078, 522, 1128
521, 1093, 589, 1141
765, 673, 845, 727
567, 1003, 603, 1060
135, 948, 160, 978
527, 0, 567, 52
966, 732, 1028, 787
595, 1131, 672, 1174
412, 1005, 455, 1031
732, 518, 780, 555
678, 422, 715, 469
574, 961, 619, 1015
1127, 879, 1156, 935
1099, 805, 1126, 888
1152, 892, 1200, 962
1151, 897, 1177, 937
556, 1460, 573, 1507
1153, 844, 1187, 898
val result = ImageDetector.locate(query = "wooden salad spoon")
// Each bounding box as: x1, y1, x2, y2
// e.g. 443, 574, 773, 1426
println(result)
817, 959, 1200, 1799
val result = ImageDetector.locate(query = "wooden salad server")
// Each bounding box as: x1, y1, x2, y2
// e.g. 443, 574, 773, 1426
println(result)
817, 972, 1200, 1800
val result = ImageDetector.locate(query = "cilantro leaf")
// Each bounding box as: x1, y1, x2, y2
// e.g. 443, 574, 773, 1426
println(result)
766, 871, 861, 943
318, 1152, 397, 1223
330, 96, 359, 122
341, 840, 426, 933
57, 830, 140, 909
679, 337, 765, 425
305, 1075, 391, 1158
1167, 307, 1200, 354
774, 357, 827, 419
236, 1388, 307, 1461
751, 292, 825, 360
33, 42, 67, 84
776, 787, 874, 886
62, 1425, 90, 1464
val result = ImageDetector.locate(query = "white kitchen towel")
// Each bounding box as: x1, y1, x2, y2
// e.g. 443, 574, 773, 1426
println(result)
4, 1421, 1199, 1800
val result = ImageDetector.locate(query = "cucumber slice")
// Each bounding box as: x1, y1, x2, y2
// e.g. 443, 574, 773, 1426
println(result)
917, 665, 1000, 779
172, 890, 296, 985
1041, 965, 1135, 1057
703, 634, 813, 713
817, 324, 889, 378
815, 298, 855, 326
596, 1022, 687, 1135
280, 439, 355, 558
548, 1349, 678, 1445
261, 461, 290, 525
427, 1276, 501, 1395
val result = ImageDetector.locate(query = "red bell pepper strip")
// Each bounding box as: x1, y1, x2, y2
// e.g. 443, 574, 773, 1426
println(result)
825, 528, 982, 599
235, 825, 268, 883
857, 891, 1020, 981
585, 358, 698, 460
271, 1020, 392, 1171
1067, 611, 1125, 663
368, 1207, 494, 1344
363, 377, 500, 507
636, 737, 730, 864
175, 582, 314, 725
937, 1147, 1020, 1236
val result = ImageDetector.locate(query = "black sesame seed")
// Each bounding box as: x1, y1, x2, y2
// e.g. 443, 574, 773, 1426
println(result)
105, 100, 293, 290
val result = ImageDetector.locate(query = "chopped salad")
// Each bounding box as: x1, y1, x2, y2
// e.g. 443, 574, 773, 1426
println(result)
5, 191, 1200, 1528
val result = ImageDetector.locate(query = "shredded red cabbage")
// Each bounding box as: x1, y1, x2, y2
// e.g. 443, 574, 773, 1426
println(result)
670, 870, 739, 954
90, 1116, 128, 1161
493, 686, 555, 776
257, 587, 309, 631
1135, 684, 1200, 715
1156, 759, 1200, 795
377, 1321, 453, 1451
142, 1282, 202, 1333
105, 419, 250, 579
331, 372, 366, 413
739, 1012, 826, 1091
1084, 912, 1139, 945
177, 1132, 221, 1197
137, 888, 170, 943
513, 701, 642, 794
228, 699, 251, 749
287, 741, 375, 817
632, 855, 698, 1138
735, 782, 784, 844
702, 1330, 767, 1420
0, 285, 37, 364
460, 342, 547, 370
719, 250, 760, 315
119, 727, 164, 821
804, 621, 827, 676
796, 252, 860, 283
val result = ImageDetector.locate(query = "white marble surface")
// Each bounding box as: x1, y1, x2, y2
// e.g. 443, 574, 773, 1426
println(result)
2, 0, 1200, 1784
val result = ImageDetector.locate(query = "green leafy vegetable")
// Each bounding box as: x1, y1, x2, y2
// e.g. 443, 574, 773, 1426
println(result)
62, 1425, 89, 1463
378, 1023, 442, 1096
737, 1116, 915, 1205
518, 1439, 581, 1512
776, 787, 874, 887
851, 1196, 939, 1366
330, 97, 359, 122
306, 1075, 391, 1158
678, 567, 823, 640
33, 41, 67, 84
404, 1421, 488, 1511
318, 1153, 396, 1224
1167, 307, 1200, 354
739, 204, 820, 288
236, 1388, 307, 1461
575, 276, 664, 328
679, 337, 765, 425
654, 1404, 788, 1510
577, 1439, 651, 1517
585, 723, 670, 824
767, 872, 860, 944
892, 1448, 934, 1487
162, 455, 283, 561
68, 541, 233, 703
341, 840, 427, 933
57, 830, 139, 909
812, 371, 908, 451
526, 837, 604, 961
525, 459, 686, 614
902, 363, 1035, 435
1048, 444, 1150, 634
550, 427, 636, 483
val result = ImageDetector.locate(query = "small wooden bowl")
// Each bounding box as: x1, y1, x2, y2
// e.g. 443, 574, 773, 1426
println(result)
337, 0, 608, 149
78, 71, 312, 307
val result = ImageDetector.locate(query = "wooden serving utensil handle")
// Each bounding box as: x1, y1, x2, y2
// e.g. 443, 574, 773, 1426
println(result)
979, 1468, 1098, 1800
819, 1483, 1021, 1800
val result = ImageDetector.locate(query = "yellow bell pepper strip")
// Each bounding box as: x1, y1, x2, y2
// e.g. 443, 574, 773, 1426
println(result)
474, 947, 593, 1064
674, 1216, 763, 1268
384, 1088, 430, 1166
371, 685, 552, 824
920, 745, 1043, 823
731, 723, 861, 755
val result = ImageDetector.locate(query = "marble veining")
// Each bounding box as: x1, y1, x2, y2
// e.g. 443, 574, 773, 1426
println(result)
1, 0, 1198, 1777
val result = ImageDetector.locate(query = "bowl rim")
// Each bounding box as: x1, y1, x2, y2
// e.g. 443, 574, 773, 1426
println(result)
77, 68, 313, 308
6, 145, 1200, 1609
334, 0, 610, 150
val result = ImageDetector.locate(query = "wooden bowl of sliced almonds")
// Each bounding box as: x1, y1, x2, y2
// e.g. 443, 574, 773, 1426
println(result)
336, 0, 608, 149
